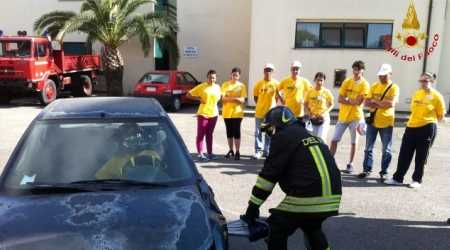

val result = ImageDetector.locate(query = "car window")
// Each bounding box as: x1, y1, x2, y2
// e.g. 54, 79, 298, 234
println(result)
0, 40, 31, 57
35, 44, 48, 58
2, 120, 193, 189
183, 73, 198, 85
176, 73, 187, 85
140, 73, 169, 84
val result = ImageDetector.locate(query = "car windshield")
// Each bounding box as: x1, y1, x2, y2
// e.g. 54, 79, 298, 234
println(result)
0, 40, 31, 57
140, 73, 170, 84
2, 119, 194, 190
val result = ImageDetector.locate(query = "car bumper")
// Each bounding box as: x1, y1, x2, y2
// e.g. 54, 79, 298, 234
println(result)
0, 79, 35, 95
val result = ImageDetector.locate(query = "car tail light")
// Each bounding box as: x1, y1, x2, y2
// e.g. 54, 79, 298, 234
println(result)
134, 83, 145, 92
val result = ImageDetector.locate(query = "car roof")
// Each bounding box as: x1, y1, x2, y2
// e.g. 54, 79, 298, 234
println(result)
0, 36, 47, 41
37, 97, 167, 120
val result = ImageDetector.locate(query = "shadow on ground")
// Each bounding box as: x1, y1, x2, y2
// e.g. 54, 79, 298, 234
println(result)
191, 153, 263, 175
0, 98, 43, 109
339, 174, 404, 188
230, 215, 450, 250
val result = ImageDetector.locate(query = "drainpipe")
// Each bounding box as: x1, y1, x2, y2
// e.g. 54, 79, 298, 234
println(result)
423, 0, 434, 73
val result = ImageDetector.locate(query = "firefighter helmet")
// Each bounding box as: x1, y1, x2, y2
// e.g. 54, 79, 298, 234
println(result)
260, 106, 297, 136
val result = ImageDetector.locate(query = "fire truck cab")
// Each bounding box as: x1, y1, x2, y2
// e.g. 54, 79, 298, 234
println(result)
0, 33, 100, 105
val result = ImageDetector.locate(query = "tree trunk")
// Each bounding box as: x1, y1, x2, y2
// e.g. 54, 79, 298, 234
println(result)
102, 46, 124, 96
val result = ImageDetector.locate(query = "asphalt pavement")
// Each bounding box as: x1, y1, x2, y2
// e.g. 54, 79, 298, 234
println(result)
0, 100, 449, 250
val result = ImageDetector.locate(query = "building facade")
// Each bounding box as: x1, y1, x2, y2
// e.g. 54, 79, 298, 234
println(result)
178, 0, 450, 111
177, 0, 252, 86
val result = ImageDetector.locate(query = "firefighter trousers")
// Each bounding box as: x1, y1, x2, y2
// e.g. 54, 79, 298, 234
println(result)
266, 211, 329, 250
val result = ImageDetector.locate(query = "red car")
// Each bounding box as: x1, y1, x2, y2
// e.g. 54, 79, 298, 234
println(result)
134, 70, 200, 111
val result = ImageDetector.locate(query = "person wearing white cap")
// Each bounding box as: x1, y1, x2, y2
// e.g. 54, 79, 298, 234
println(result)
358, 63, 399, 180
252, 63, 279, 159
277, 61, 312, 123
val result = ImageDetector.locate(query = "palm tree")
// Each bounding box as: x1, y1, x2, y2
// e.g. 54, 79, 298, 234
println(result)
34, 0, 178, 96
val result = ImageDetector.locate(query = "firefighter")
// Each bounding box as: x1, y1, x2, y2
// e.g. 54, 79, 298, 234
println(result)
96, 123, 164, 180
242, 106, 342, 250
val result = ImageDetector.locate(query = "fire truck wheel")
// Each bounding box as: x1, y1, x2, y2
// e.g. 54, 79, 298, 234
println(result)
39, 79, 58, 105
74, 75, 93, 97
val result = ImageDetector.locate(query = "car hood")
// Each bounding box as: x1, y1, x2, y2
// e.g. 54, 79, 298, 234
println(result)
0, 186, 213, 250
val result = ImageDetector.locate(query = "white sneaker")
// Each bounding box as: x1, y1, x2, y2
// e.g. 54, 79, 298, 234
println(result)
384, 178, 403, 186
253, 151, 263, 160
408, 181, 422, 188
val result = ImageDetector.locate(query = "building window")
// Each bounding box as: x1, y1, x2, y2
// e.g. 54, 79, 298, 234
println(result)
295, 21, 392, 49
321, 23, 341, 47
367, 23, 393, 49
295, 23, 320, 48
343, 24, 366, 48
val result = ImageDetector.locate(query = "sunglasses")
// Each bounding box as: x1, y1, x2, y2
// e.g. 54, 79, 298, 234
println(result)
264, 68, 273, 73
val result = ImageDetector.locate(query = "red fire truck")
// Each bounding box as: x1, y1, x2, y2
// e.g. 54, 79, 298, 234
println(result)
0, 33, 101, 105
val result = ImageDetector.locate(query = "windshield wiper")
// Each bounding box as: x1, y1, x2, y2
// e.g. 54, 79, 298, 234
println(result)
70, 179, 169, 188
24, 182, 95, 193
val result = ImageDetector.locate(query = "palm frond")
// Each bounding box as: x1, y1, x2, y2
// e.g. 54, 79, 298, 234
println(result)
34, 0, 178, 63
33, 11, 76, 36
55, 11, 98, 41
119, 0, 154, 22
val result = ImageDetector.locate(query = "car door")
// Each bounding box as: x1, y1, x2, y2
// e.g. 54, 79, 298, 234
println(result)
182, 72, 200, 104
174, 72, 189, 103
34, 42, 51, 82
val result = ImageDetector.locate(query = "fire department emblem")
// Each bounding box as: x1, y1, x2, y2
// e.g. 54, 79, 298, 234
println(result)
396, 0, 427, 48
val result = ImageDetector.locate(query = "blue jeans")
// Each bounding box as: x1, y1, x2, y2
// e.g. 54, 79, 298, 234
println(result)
362, 124, 393, 174
255, 118, 270, 155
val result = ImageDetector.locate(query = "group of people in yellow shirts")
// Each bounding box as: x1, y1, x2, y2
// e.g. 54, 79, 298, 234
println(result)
187, 68, 247, 161
187, 60, 446, 188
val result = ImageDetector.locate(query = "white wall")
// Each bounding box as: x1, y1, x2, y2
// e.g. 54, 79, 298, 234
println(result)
177, 0, 252, 85
248, 0, 448, 111
437, 0, 450, 111
0, 0, 155, 95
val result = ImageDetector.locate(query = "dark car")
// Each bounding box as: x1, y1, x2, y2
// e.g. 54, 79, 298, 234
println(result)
133, 71, 200, 111
0, 97, 228, 250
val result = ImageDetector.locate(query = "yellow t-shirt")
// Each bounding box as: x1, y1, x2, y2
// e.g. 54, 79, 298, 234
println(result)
338, 77, 370, 123
95, 150, 161, 179
367, 81, 399, 128
221, 81, 247, 118
306, 87, 334, 116
278, 76, 312, 117
253, 79, 279, 118
407, 88, 446, 128
189, 82, 221, 118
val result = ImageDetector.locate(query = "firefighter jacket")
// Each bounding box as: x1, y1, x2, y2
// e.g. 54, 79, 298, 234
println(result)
248, 123, 342, 218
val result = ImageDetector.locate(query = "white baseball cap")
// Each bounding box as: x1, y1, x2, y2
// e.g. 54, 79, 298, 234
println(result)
291, 61, 302, 68
263, 63, 275, 70
377, 63, 392, 76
